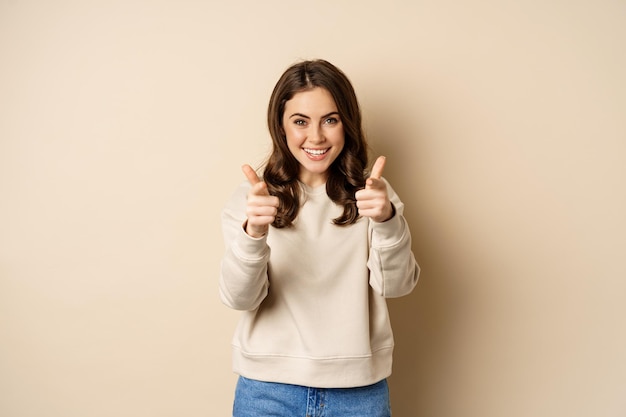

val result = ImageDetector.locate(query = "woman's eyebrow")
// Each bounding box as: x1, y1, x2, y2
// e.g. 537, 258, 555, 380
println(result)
321, 111, 340, 119
289, 112, 310, 119
288, 111, 340, 119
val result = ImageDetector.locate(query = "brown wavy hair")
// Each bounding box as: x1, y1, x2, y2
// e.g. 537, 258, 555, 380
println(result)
263, 59, 368, 228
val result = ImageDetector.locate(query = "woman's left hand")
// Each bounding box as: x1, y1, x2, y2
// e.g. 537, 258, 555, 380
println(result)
355, 156, 394, 222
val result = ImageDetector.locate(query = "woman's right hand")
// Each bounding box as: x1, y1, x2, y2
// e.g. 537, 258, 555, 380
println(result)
241, 164, 279, 238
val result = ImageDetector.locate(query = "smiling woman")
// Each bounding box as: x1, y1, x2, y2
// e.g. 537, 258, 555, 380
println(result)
219, 59, 420, 417
264, 59, 370, 228
283, 87, 345, 187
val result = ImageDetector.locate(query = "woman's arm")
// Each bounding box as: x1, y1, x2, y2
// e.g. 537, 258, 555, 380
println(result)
219, 183, 271, 311
367, 180, 420, 298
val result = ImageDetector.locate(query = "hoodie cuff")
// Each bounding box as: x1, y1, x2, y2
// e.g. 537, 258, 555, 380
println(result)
234, 222, 270, 260
370, 209, 405, 247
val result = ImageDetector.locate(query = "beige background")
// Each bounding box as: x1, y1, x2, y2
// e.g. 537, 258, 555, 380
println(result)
1, 1, 625, 416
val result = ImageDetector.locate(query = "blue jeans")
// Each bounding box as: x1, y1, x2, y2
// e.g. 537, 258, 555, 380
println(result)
233, 376, 391, 417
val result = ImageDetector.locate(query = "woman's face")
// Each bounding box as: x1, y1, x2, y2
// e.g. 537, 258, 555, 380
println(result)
282, 87, 345, 187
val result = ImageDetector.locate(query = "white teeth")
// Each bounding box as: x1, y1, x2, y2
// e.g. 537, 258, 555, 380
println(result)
304, 148, 328, 156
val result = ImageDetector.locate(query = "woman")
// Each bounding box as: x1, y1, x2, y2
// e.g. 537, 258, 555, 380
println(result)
220, 59, 420, 417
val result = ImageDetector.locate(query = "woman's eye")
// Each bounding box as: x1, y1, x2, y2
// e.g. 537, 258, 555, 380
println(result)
294, 119, 306, 126
324, 117, 338, 125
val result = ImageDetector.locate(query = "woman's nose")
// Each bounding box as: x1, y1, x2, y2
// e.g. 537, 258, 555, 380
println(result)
308, 125, 325, 143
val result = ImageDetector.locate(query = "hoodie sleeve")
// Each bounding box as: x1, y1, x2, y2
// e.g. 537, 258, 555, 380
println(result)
367, 178, 420, 298
218, 182, 270, 311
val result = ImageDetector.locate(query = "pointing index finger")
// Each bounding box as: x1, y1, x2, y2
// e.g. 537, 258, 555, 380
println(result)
242, 164, 261, 185
369, 156, 386, 180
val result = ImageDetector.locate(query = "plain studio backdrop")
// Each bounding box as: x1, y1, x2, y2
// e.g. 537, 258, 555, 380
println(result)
1, 1, 625, 416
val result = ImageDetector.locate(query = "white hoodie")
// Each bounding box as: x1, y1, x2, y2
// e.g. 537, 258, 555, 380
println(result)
219, 179, 419, 388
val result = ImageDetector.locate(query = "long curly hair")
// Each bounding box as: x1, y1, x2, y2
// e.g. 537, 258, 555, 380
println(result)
263, 59, 368, 228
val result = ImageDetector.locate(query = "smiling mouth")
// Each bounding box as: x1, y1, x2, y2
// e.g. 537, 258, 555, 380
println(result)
303, 148, 329, 156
